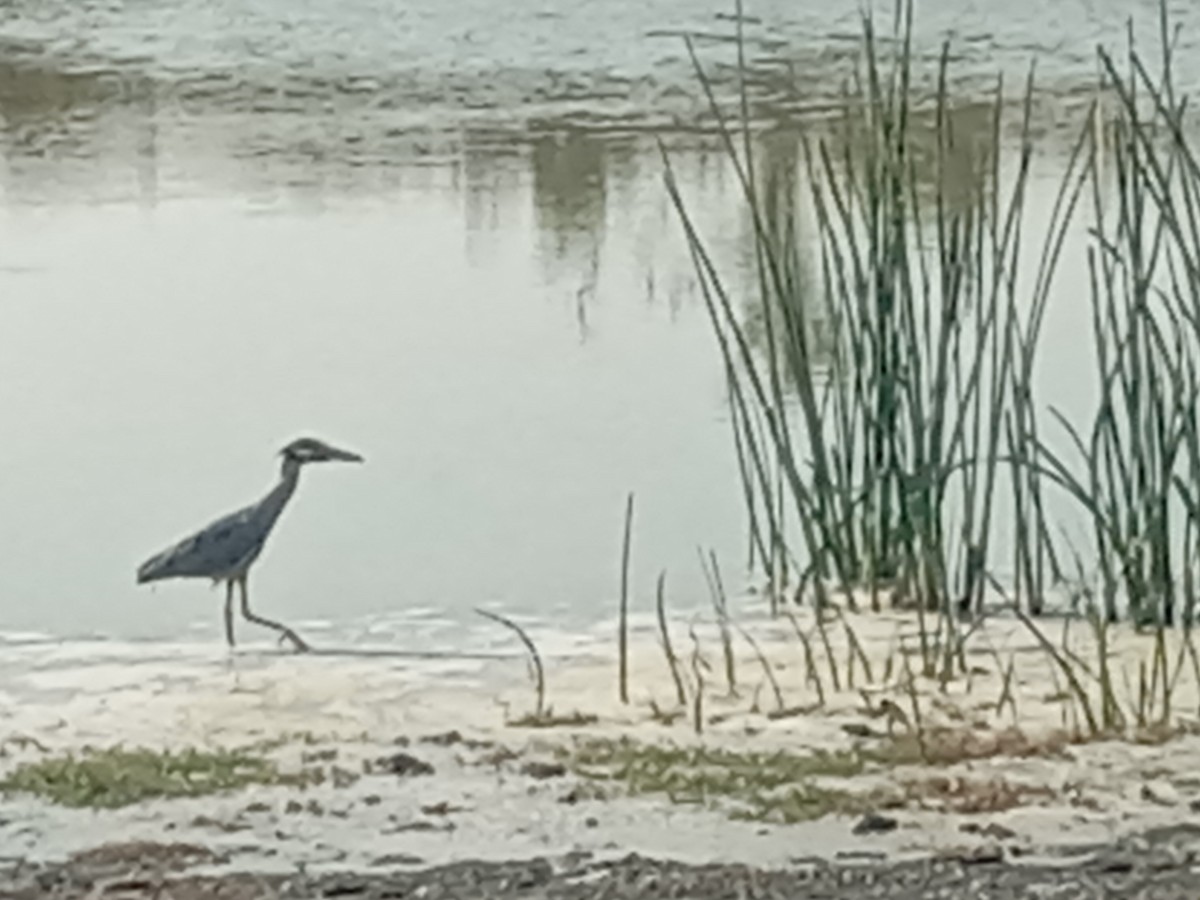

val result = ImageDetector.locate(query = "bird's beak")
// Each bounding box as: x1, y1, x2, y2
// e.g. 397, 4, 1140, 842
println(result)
325, 447, 364, 463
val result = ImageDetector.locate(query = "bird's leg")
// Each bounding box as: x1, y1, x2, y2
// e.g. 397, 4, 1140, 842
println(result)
224, 580, 236, 648
237, 575, 310, 652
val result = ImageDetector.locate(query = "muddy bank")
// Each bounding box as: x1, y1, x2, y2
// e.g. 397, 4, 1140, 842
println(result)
3, 827, 1200, 899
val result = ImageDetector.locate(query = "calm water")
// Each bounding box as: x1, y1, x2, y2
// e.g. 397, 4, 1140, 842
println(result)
0, 0, 1186, 645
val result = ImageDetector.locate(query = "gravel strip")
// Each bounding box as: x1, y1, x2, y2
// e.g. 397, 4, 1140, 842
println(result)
3, 831, 1200, 900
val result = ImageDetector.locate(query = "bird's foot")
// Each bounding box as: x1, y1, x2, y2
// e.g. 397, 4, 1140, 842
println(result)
278, 630, 311, 653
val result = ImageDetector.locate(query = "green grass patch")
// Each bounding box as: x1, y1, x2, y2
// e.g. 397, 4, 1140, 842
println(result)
565, 737, 869, 823
509, 710, 600, 729
559, 728, 1085, 823
0, 745, 310, 809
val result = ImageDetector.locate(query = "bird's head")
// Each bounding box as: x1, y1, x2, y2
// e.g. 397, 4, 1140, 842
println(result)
280, 437, 365, 466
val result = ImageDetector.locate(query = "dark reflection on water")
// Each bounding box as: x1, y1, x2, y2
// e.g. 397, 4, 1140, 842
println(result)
0, 48, 1093, 381
133, 73, 160, 208
0, 0, 1167, 197
688, 98, 1004, 371
0, 0, 1191, 134
0, 19, 1137, 223
735, 126, 820, 364
532, 132, 610, 261
461, 135, 523, 256
532, 132, 609, 340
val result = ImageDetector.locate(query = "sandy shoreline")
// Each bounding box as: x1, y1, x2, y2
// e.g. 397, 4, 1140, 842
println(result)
4, 604, 1200, 893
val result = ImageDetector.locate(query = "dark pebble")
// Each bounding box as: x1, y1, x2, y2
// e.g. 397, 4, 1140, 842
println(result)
520, 761, 567, 780
853, 813, 899, 835
419, 730, 463, 746
420, 801, 466, 816
376, 752, 434, 777
371, 853, 425, 867
322, 878, 367, 896
956, 845, 1005, 866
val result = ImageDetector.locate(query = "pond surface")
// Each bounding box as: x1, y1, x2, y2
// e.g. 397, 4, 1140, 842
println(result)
0, 0, 1185, 645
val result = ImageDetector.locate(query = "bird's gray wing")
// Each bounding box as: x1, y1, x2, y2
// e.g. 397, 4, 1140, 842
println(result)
137, 503, 269, 583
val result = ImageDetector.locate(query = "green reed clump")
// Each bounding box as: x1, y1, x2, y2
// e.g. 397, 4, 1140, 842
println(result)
664, 0, 1080, 672
666, 0, 1200, 749
1027, 5, 1200, 634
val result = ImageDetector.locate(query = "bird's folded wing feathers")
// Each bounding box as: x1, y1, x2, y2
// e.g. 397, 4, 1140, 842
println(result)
137, 504, 267, 582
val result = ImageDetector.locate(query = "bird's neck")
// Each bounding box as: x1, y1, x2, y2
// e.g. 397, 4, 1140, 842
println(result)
279, 454, 303, 482
255, 457, 303, 529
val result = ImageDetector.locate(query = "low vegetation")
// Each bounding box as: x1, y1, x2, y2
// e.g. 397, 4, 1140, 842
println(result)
560, 730, 1074, 822
565, 737, 867, 822
0, 745, 306, 809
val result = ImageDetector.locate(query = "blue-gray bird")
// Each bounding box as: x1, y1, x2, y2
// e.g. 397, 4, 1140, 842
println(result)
136, 437, 364, 651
